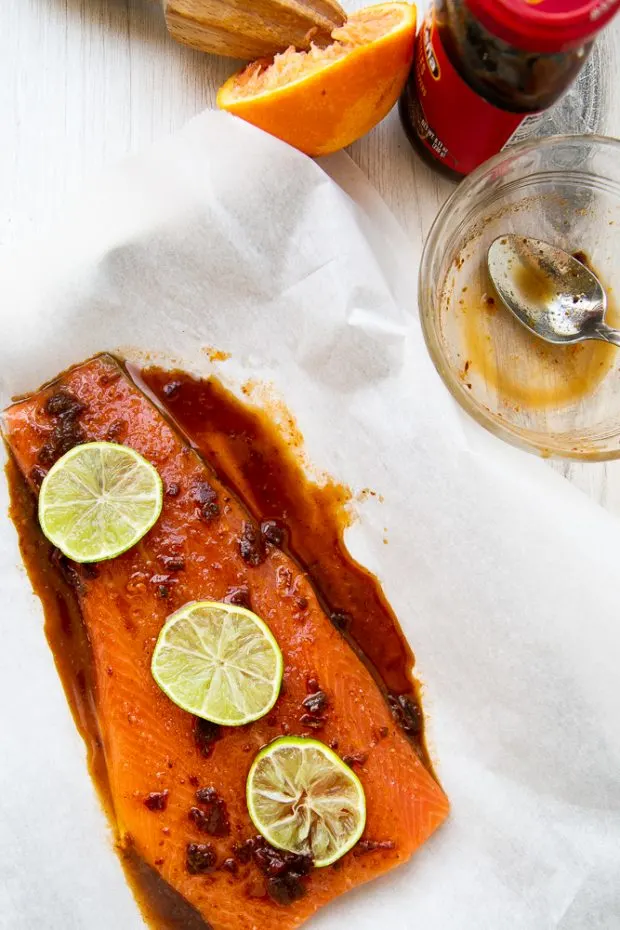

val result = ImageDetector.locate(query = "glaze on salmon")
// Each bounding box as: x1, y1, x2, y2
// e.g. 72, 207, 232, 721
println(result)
3, 355, 448, 930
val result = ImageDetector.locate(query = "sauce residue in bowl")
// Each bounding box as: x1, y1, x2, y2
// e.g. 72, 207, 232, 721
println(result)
513, 257, 559, 311
456, 256, 619, 411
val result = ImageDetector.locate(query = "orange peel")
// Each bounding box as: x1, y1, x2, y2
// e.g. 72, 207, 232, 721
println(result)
217, 3, 417, 156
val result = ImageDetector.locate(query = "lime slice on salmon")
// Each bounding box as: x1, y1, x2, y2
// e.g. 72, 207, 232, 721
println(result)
151, 601, 283, 726
38, 441, 163, 563
247, 736, 367, 867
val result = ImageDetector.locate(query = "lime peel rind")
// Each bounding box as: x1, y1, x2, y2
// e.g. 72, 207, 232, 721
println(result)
246, 736, 367, 868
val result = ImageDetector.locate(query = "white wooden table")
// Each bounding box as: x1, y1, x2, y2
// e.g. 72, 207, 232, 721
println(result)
2, 0, 620, 512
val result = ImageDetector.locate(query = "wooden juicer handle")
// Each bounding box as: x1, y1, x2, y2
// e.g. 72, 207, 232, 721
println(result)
159, 0, 347, 59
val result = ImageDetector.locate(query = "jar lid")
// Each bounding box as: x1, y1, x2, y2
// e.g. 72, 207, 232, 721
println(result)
466, 0, 620, 53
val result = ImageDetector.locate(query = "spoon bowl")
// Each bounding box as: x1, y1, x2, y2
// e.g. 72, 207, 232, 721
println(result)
487, 235, 620, 347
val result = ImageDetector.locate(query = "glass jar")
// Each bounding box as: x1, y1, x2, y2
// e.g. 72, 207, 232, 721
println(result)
400, 0, 620, 179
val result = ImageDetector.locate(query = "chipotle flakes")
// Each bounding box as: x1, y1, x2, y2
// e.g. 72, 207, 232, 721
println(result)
330, 610, 351, 631
249, 840, 313, 906
193, 717, 222, 758
388, 694, 423, 739
302, 690, 328, 715
260, 519, 285, 548
193, 787, 231, 837
233, 837, 260, 864
144, 790, 169, 812
160, 555, 185, 572
188, 807, 210, 832
342, 751, 368, 768
267, 874, 307, 906
253, 843, 312, 879
400, 696, 424, 736
223, 585, 252, 610
300, 714, 326, 730
186, 842, 217, 875
150, 573, 175, 586
39, 391, 87, 466
192, 481, 220, 522
30, 465, 46, 487
239, 521, 266, 566
163, 380, 182, 399
45, 390, 85, 419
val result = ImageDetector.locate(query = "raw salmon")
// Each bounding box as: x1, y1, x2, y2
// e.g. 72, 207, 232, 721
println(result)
3, 354, 448, 930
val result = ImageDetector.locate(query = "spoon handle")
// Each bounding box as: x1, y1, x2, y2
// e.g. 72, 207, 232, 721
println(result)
593, 324, 620, 347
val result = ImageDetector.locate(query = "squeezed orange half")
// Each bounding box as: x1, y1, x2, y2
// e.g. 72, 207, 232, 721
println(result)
217, 3, 417, 156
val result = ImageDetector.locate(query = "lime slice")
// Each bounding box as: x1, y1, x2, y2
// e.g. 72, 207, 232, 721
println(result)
151, 601, 283, 726
38, 441, 163, 563
247, 736, 366, 867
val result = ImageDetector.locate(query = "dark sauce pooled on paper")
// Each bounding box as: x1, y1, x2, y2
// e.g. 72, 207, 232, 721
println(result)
5, 362, 433, 930
140, 369, 422, 707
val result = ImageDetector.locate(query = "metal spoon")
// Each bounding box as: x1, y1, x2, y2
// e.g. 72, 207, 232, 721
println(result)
487, 235, 620, 347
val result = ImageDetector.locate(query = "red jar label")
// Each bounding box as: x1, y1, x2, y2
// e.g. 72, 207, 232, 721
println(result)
409, 9, 539, 175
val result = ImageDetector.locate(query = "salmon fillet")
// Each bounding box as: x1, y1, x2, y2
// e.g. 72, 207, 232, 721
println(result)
3, 354, 448, 930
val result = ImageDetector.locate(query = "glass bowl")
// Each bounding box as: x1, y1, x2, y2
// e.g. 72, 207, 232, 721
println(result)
420, 134, 620, 460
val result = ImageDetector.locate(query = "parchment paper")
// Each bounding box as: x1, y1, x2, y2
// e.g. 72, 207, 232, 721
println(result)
0, 112, 619, 930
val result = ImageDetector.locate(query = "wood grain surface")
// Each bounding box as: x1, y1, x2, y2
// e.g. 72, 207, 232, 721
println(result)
2, 0, 620, 512
163, 0, 345, 59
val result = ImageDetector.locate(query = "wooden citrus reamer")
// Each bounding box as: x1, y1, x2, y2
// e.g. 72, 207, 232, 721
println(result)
159, 0, 347, 59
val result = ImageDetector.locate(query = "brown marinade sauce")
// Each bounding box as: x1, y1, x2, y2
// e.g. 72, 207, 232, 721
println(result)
5, 360, 434, 929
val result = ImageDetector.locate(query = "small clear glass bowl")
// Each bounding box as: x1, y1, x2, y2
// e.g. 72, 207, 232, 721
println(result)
420, 134, 620, 461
